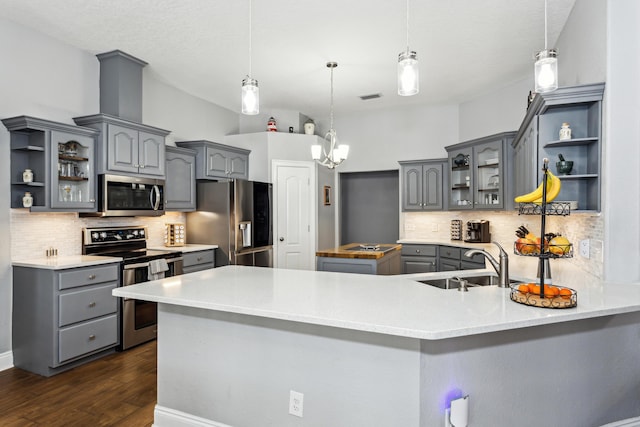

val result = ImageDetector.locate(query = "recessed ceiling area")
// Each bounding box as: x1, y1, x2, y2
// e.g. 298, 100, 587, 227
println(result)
0, 0, 576, 118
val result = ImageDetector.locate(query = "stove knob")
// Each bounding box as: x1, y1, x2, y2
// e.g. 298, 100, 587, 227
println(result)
115, 235, 122, 240
132, 230, 139, 236
91, 232, 99, 240
126, 234, 133, 239
140, 230, 145, 237
100, 232, 107, 239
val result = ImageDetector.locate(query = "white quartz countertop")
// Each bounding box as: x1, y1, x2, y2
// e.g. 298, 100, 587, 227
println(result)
148, 244, 218, 253
398, 238, 495, 250
12, 255, 123, 270
113, 265, 640, 340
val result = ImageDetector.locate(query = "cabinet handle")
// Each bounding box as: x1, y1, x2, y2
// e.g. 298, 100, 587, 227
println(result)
140, 164, 145, 168
415, 249, 420, 253
88, 274, 96, 280
134, 164, 140, 168
88, 302, 96, 308
88, 335, 96, 341
89, 199, 96, 202
196, 257, 203, 261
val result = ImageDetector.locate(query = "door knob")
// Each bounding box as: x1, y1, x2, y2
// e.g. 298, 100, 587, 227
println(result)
279, 237, 284, 242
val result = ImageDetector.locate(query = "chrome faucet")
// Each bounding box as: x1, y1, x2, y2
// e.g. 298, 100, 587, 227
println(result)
464, 241, 510, 288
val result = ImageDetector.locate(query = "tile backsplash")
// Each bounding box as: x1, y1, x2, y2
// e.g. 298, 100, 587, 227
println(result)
10, 210, 186, 260
402, 210, 604, 283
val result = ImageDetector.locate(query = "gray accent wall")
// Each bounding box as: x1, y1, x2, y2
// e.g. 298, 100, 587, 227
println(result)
340, 170, 399, 244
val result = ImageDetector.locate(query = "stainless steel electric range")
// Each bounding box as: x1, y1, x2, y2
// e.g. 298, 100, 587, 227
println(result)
82, 226, 183, 350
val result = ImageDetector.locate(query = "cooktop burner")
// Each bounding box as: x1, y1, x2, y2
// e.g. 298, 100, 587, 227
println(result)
82, 226, 181, 263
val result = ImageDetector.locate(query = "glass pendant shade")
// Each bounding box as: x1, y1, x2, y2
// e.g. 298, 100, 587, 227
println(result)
534, 49, 558, 93
241, 77, 259, 115
398, 50, 419, 96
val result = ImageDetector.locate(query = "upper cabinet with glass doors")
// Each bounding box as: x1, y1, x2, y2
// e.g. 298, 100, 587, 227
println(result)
446, 132, 516, 211
2, 116, 98, 212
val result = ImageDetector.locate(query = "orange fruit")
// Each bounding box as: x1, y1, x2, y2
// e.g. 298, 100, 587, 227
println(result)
517, 284, 529, 293
529, 284, 541, 295
544, 285, 560, 297
559, 288, 572, 299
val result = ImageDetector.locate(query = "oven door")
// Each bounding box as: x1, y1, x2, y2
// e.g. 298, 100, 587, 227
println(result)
120, 257, 183, 350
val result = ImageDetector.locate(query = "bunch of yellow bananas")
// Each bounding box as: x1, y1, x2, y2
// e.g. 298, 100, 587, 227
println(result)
514, 171, 561, 204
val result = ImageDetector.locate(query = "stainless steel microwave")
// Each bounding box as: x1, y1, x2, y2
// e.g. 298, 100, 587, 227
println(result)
83, 174, 165, 217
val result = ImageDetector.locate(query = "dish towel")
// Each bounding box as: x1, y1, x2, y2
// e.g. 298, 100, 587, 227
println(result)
148, 259, 169, 281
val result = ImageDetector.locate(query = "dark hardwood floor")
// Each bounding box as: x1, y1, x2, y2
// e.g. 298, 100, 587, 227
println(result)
0, 341, 156, 426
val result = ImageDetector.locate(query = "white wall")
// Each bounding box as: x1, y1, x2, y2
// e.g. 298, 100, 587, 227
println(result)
458, 77, 532, 141
143, 71, 239, 145
604, 0, 640, 281
334, 104, 459, 172
0, 17, 100, 359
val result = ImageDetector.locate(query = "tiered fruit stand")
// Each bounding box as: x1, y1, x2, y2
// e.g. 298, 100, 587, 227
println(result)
510, 160, 578, 309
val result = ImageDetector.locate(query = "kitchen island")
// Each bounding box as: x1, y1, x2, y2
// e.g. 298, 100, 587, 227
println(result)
316, 242, 402, 274
114, 266, 640, 427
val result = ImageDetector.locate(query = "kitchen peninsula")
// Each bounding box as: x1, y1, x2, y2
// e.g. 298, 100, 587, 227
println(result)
315, 242, 402, 274
114, 266, 640, 427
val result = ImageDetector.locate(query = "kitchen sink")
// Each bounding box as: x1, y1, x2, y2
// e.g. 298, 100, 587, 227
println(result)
417, 275, 519, 290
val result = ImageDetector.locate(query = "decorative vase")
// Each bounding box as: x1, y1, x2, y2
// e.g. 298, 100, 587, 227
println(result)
22, 192, 33, 208
559, 122, 572, 140
304, 120, 315, 135
22, 168, 33, 183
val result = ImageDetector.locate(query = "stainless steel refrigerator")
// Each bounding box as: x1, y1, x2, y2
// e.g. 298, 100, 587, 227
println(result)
186, 180, 273, 267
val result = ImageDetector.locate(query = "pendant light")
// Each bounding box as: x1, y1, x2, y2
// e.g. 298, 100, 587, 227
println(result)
241, 0, 259, 115
398, 0, 419, 96
534, 0, 558, 93
311, 62, 349, 169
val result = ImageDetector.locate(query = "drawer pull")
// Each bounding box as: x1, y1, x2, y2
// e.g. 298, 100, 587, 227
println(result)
196, 257, 203, 261
415, 249, 420, 253
88, 334, 96, 341
88, 302, 96, 308
88, 274, 96, 280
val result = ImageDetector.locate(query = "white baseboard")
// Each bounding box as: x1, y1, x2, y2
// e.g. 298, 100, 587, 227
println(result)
0, 350, 13, 372
153, 405, 233, 427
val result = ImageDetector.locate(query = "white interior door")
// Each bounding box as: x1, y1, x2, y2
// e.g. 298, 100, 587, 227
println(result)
273, 161, 315, 270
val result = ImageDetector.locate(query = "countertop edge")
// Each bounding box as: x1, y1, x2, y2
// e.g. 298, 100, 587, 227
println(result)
13, 255, 123, 270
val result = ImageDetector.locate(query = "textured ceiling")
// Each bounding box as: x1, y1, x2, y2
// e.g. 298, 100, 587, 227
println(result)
0, 0, 576, 118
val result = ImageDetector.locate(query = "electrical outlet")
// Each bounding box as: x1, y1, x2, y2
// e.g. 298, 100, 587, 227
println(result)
289, 390, 304, 417
579, 239, 590, 258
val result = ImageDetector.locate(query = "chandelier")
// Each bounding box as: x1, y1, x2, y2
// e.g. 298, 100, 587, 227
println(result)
311, 62, 349, 169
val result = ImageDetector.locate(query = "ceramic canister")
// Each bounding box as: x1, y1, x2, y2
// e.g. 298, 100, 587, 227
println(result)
23, 168, 33, 183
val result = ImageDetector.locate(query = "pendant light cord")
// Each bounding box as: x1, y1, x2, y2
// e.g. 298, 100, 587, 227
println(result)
406, 0, 410, 51
248, 0, 252, 77
329, 66, 335, 132
544, 0, 548, 50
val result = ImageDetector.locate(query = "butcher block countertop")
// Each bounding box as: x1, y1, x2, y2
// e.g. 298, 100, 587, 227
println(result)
316, 243, 402, 259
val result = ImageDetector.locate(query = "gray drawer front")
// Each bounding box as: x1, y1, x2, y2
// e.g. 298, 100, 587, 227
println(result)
463, 252, 486, 264
59, 283, 118, 327
439, 246, 462, 260
400, 244, 437, 257
461, 260, 486, 270
59, 264, 119, 290
183, 265, 213, 275
402, 258, 437, 274
183, 250, 215, 268
58, 315, 118, 363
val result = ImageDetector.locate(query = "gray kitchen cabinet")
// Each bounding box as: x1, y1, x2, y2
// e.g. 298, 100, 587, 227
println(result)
165, 146, 196, 211
176, 140, 250, 180
399, 159, 447, 211
2, 116, 99, 212
438, 245, 485, 271
401, 244, 485, 273
401, 244, 438, 274
73, 113, 170, 178
446, 132, 516, 211
12, 262, 120, 377
182, 249, 216, 274
513, 83, 605, 212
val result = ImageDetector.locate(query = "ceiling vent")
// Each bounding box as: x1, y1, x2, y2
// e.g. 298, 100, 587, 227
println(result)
359, 93, 382, 101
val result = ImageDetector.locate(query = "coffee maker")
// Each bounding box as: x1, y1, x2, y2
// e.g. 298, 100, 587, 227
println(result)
465, 220, 491, 243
